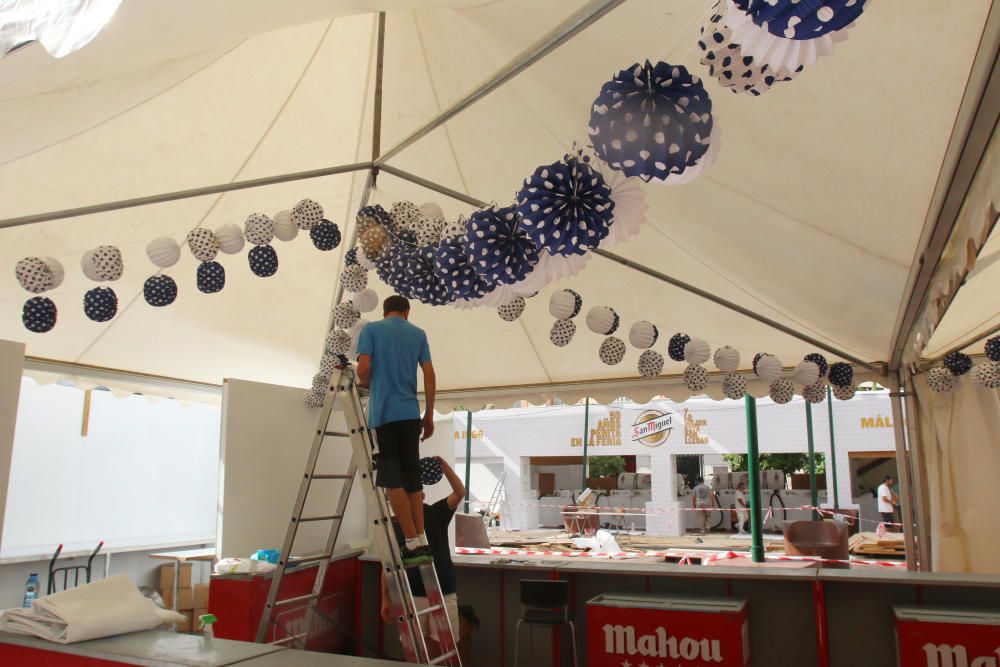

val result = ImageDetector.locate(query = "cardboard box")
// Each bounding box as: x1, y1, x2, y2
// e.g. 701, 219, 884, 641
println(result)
161, 587, 194, 610
193, 583, 209, 609
790, 473, 826, 490
159, 563, 192, 590
537, 472, 555, 497
176, 610, 193, 633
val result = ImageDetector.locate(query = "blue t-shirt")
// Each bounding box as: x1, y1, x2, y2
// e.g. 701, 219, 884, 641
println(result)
356, 316, 431, 428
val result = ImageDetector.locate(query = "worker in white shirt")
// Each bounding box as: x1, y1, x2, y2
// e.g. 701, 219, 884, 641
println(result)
877, 474, 898, 530
734, 481, 749, 535
691, 477, 716, 534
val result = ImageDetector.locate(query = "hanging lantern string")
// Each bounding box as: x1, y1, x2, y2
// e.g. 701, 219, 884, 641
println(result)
655, 0, 718, 64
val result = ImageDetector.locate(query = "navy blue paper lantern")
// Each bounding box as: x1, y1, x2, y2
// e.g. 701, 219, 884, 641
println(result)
419, 457, 444, 486
310, 220, 342, 251
986, 336, 1000, 362
84, 287, 118, 322
197, 261, 225, 294
828, 362, 853, 388
668, 333, 691, 362
464, 205, 539, 285
943, 351, 973, 376
804, 353, 828, 378
376, 230, 419, 299
516, 151, 615, 256
433, 238, 496, 301
248, 245, 278, 277
732, 0, 867, 40
143, 275, 178, 307
403, 245, 456, 307
345, 248, 359, 267
22, 296, 56, 333
589, 61, 713, 183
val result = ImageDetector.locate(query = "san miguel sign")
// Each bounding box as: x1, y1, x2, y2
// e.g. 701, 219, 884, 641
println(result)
896, 606, 1000, 667
631, 410, 675, 448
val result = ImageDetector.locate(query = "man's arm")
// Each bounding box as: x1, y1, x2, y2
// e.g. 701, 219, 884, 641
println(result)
435, 456, 466, 511
421, 361, 436, 441
357, 354, 372, 387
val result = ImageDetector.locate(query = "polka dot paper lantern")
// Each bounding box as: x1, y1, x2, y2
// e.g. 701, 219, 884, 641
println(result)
197, 261, 226, 293
515, 151, 615, 256
325, 329, 352, 355
832, 384, 856, 401
986, 336, 1000, 362
588, 61, 714, 184
629, 321, 659, 349
390, 201, 421, 231
638, 349, 664, 378
943, 351, 973, 376
353, 288, 379, 313
143, 275, 177, 307
549, 289, 583, 319
80, 249, 103, 282
722, 373, 746, 400
147, 237, 181, 269
498, 296, 526, 322
312, 373, 329, 392
248, 244, 278, 277
419, 202, 444, 220
89, 245, 124, 281
804, 353, 828, 378
683, 338, 710, 366
344, 248, 359, 267
769, 377, 794, 404
439, 217, 467, 242
22, 296, 56, 333
43, 257, 65, 289
550, 319, 576, 347
793, 360, 820, 387
755, 354, 783, 382
341, 265, 368, 293
683, 364, 709, 393
599, 336, 626, 365
412, 216, 446, 247
292, 199, 324, 230
244, 213, 274, 246
359, 222, 393, 263
828, 362, 853, 388
802, 381, 826, 404
714, 346, 740, 373
419, 457, 444, 486
974, 361, 1000, 389
273, 210, 298, 242
465, 205, 539, 285
215, 223, 245, 254
303, 390, 325, 409
432, 238, 496, 301
319, 353, 339, 376
927, 367, 958, 394
15, 257, 53, 293
187, 228, 220, 262
668, 333, 690, 362
310, 220, 342, 251
586, 306, 620, 335
752, 352, 766, 374
333, 302, 360, 330
83, 287, 118, 322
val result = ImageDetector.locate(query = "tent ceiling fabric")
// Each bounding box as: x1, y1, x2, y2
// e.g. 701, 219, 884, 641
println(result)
0, 0, 993, 393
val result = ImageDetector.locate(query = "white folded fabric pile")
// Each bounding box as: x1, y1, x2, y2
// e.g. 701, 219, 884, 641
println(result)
0, 574, 183, 643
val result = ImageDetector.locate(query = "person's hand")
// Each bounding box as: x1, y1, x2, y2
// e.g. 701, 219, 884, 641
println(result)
380, 601, 393, 625
432, 455, 451, 472
421, 412, 435, 441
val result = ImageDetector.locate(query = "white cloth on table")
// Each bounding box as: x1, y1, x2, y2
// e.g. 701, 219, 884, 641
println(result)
0, 574, 183, 643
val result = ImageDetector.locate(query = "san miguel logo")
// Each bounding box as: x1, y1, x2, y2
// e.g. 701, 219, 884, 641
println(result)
603, 624, 723, 663
631, 410, 674, 447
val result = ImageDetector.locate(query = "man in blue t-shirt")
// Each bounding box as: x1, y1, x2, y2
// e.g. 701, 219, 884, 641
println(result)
357, 295, 436, 563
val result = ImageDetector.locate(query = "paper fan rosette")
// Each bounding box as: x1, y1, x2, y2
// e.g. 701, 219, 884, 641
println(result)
433, 237, 496, 302
376, 230, 419, 299
465, 204, 539, 285
509, 251, 590, 296
588, 61, 715, 185
515, 151, 614, 256
725, 0, 865, 72
404, 245, 457, 306
598, 169, 648, 249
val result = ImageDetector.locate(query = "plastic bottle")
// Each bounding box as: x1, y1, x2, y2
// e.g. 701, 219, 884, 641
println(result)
23, 573, 40, 608
199, 613, 218, 640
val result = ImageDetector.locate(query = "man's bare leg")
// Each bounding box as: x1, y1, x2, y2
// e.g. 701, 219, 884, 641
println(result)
409, 491, 425, 536
388, 488, 417, 539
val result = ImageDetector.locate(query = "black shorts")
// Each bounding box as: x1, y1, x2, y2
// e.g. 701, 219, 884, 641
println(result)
880, 512, 895, 525
374, 419, 422, 493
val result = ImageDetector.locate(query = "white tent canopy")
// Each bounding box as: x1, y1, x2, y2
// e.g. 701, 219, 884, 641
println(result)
0, 0, 995, 397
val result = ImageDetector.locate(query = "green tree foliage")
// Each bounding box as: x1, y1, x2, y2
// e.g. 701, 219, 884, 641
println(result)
722, 453, 825, 477
587, 455, 626, 478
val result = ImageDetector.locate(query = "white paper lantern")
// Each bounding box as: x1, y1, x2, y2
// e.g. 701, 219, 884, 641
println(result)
187, 228, 220, 262
802, 382, 826, 404
15, 257, 53, 293
599, 169, 648, 249
90, 245, 123, 281
927, 367, 958, 393
755, 354, 783, 383
637, 349, 663, 378
549, 289, 582, 319
333, 302, 360, 330
147, 237, 181, 268
599, 336, 626, 365
353, 288, 379, 313
683, 338, 710, 366
244, 213, 274, 246
419, 202, 444, 220
793, 361, 821, 388
43, 257, 64, 289
80, 249, 103, 281
629, 321, 658, 349
973, 361, 1000, 389
325, 329, 352, 355
273, 210, 298, 242
769, 378, 794, 404
683, 364, 709, 393
714, 346, 740, 373
498, 296, 526, 322
832, 384, 856, 401
341, 265, 368, 293
348, 319, 368, 357
215, 223, 245, 254
586, 306, 620, 335
303, 390, 325, 409
550, 319, 576, 347
722, 373, 746, 400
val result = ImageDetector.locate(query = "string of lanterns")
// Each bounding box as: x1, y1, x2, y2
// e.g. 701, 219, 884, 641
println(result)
926, 341, 1000, 392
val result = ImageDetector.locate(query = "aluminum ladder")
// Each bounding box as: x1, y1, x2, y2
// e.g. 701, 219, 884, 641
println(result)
482, 469, 507, 528
254, 365, 461, 665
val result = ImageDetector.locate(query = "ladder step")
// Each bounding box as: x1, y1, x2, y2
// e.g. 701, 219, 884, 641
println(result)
310, 473, 352, 480
297, 514, 343, 522
270, 632, 308, 646
324, 431, 350, 437
416, 603, 444, 617
288, 553, 333, 564
429, 649, 460, 665
273, 593, 317, 608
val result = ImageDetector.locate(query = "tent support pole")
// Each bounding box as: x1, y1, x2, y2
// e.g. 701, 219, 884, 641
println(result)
379, 165, 486, 207
890, 380, 918, 571
371, 12, 386, 168
806, 401, 819, 521
826, 387, 840, 510
580, 399, 590, 496
0, 162, 374, 229
464, 411, 473, 513
374, 0, 624, 166
901, 371, 932, 569
744, 394, 764, 563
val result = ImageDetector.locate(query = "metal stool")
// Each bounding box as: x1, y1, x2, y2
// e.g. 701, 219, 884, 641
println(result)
514, 579, 578, 667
